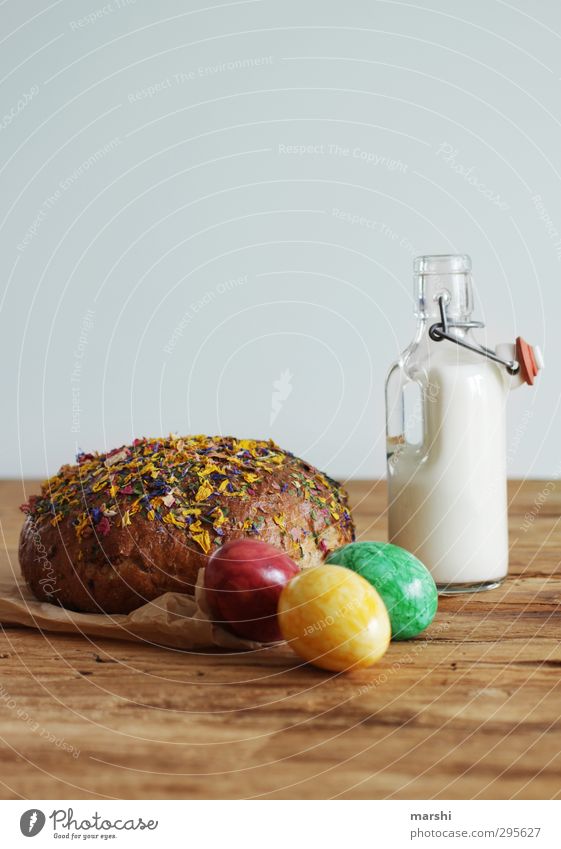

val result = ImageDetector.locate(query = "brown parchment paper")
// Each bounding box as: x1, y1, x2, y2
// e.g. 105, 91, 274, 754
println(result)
0, 569, 266, 651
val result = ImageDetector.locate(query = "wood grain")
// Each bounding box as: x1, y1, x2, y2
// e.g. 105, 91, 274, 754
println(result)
0, 478, 560, 800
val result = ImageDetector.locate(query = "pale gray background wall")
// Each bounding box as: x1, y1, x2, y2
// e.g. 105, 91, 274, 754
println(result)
0, 0, 559, 480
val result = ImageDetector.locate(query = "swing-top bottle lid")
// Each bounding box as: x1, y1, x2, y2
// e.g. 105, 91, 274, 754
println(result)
413, 254, 543, 386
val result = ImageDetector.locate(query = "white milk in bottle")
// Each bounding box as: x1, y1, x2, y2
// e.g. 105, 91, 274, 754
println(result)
386, 255, 541, 593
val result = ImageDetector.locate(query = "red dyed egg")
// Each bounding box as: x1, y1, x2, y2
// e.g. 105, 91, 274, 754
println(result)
204, 539, 299, 641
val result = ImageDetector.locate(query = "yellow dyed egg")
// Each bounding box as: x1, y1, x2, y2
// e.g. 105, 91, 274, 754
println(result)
278, 565, 391, 672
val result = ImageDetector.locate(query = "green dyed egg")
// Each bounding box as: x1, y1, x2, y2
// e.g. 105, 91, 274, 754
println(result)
325, 541, 438, 640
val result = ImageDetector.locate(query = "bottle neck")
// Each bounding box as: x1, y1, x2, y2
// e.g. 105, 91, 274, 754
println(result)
413, 254, 475, 335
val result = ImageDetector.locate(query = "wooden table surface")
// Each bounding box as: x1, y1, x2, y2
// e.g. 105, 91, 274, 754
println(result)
1, 478, 560, 800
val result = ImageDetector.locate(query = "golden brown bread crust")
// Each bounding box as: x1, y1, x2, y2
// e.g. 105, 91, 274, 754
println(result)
19, 435, 355, 613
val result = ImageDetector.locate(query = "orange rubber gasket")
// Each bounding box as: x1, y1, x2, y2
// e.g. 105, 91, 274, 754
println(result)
516, 336, 537, 385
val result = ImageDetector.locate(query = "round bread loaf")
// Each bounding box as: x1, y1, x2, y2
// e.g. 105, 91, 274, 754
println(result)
19, 435, 355, 613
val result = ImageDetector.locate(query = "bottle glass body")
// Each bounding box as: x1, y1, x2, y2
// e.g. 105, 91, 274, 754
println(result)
386, 255, 509, 593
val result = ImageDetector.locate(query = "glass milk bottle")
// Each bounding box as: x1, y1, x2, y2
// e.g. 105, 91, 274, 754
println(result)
385, 254, 541, 593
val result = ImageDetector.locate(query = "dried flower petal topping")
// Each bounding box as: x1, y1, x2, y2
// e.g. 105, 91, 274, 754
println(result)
21, 434, 352, 555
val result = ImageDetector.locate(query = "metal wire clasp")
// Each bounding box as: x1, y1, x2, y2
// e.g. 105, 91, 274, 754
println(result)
429, 294, 520, 376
